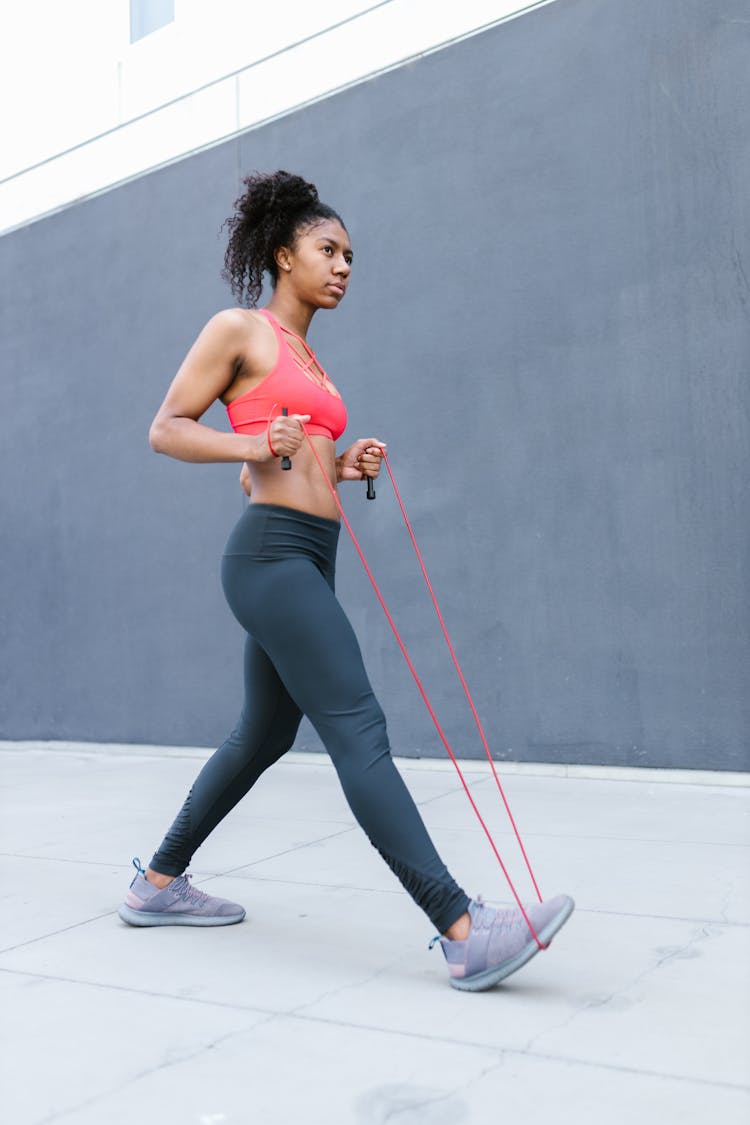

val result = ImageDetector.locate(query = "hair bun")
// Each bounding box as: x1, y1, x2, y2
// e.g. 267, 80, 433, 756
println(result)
270, 170, 319, 212
238, 170, 318, 223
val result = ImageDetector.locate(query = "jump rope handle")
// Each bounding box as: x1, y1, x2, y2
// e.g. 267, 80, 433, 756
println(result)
283, 403, 374, 496
280, 408, 292, 470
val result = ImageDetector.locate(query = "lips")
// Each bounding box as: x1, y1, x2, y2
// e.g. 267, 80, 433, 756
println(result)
327, 282, 346, 297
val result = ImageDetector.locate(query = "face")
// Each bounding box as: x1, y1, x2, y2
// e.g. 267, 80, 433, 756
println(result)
279, 219, 353, 307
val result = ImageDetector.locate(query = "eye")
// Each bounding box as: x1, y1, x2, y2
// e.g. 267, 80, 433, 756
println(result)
322, 245, 333, 255
344, 254, 353, 265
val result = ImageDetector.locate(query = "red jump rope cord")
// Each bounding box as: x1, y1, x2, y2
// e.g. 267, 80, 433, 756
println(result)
302, 432, 544, 949
381, 454, 543, 904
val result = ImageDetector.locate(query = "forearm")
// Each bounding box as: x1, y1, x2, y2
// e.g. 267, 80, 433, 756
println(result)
149, 416, 264, 463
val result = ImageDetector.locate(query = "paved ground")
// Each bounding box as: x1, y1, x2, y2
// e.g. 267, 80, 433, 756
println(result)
2, 742, 749, 1125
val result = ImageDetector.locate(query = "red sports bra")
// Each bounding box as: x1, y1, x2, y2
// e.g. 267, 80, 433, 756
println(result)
226, 309, 347, 442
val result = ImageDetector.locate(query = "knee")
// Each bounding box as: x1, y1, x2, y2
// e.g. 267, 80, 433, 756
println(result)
222, 714, 258, 762
217, 712, 291, 770
325, 697, 391, 772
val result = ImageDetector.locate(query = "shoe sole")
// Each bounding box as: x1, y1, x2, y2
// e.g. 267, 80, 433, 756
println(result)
448, 895, 575, 992
118, 904, 246, 927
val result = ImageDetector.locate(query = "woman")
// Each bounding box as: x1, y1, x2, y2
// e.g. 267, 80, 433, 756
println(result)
118, 171, 573, 991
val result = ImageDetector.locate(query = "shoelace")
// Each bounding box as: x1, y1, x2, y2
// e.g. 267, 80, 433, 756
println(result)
472, 898, 524, 933
172, 874, 209, 905
132, 859, 210, 908
427, 897, 526, 949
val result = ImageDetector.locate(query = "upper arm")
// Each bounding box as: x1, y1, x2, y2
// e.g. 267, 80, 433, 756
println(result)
152, 309, 252, 425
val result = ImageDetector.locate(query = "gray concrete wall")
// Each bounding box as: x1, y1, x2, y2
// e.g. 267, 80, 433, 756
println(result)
1, 0, 748, 769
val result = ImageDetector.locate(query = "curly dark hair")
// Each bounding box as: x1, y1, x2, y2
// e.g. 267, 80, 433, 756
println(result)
221, 170, 346, 307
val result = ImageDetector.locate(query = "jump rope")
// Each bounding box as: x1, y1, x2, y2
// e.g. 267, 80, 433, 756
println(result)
276, 411, 547, 949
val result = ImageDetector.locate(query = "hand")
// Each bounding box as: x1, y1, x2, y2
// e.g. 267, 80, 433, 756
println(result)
264, 413, 311, 460
337, 438, 387, 482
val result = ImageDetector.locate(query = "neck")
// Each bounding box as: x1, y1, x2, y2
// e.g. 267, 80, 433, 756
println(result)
265, 294, 316, 339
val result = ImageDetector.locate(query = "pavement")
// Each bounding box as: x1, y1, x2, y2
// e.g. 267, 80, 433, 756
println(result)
2, 741, 749, 1125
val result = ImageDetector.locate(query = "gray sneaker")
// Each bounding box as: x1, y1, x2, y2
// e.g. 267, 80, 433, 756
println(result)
435, 893, 574, 991
118, 857, 246, 927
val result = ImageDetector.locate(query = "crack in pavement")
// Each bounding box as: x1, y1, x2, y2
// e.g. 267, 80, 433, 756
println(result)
36, 1014, 279, 1125
520, 921, 720, 1057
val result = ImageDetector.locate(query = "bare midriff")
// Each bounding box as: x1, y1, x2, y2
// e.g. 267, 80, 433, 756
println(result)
244, 434, 339, 521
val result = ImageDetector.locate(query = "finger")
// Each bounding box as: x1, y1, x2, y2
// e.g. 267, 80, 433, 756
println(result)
357, 453, 382, 472
269, 427, 305, 456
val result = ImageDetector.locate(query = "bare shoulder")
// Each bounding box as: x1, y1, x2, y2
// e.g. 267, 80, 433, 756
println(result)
202, 306, 262, 343
204, 307, 273, 361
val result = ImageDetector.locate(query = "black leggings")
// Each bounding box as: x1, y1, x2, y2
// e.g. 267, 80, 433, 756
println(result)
150, 503, 469, 933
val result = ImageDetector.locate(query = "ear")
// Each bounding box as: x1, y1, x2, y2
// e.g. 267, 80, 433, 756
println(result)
275, 247, 292, 273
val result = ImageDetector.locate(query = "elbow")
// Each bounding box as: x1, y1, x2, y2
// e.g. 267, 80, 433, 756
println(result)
149, 418, 168, 454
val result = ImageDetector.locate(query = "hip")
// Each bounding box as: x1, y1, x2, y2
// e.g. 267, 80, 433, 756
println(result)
222, 502, 340, 571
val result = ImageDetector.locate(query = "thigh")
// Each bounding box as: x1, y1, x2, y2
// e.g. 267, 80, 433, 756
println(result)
222, 555, 378, 733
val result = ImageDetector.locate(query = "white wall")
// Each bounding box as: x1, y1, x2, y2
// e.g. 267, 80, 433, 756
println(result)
0, 1, 557, 234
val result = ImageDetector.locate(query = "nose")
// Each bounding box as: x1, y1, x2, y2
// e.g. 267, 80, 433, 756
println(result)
334, 254, 351, 277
